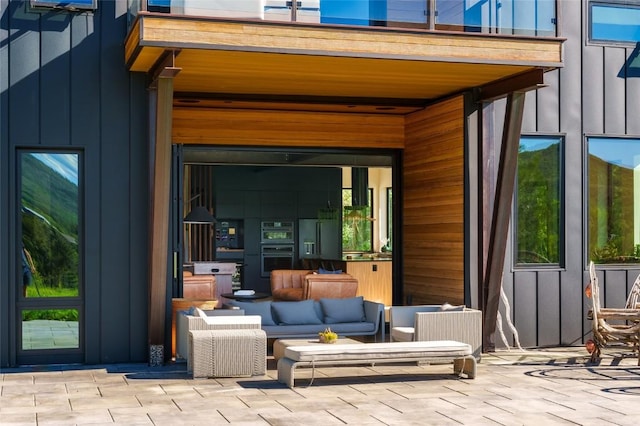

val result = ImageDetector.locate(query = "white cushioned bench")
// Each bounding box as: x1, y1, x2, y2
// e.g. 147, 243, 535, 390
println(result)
277, 340, 476, 388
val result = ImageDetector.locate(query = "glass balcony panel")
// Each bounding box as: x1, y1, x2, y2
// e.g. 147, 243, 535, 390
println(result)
141, 0, 555, 36
435, 0, 556, 36
127, 0, 142, 28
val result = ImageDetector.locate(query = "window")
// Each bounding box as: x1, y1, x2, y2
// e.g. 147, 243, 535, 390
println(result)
589, 137, 640, 264
515, 136, 563, 265
19, 151, 82, 354
386, 187, 393, 251
31, 0, 97, 11
342, 189, 373, 252
590, 2, 640, 44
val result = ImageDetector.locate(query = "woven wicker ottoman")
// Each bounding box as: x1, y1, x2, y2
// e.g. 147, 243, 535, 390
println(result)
189, 329, 267, 378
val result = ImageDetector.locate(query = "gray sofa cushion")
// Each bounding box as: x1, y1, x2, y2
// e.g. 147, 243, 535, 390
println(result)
228, 300, 276, 325
262, 322, 374, 338
272, 300, 322, 325
320, 296, 366, 323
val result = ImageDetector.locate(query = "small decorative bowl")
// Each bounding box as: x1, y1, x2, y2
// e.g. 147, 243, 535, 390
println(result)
319, 335, 337, 344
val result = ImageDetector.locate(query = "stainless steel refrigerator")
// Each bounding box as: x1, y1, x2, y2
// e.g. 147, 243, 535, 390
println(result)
298, 219, 341, 261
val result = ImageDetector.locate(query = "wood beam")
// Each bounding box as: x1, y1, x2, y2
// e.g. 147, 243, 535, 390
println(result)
482, 91, 525, 352
477, 69, 546, 102
147, 74, 175, 366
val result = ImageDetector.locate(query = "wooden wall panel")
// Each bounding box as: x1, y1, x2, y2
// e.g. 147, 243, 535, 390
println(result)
403, 96, 465, 305
173, 108, 404, 148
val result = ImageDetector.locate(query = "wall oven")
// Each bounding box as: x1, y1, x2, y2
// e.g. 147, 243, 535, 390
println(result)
260, 244, 295, 277
260, 220, 295, 244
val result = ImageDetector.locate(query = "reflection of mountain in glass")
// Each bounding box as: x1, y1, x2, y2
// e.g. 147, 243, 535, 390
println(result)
22, 154, 78, 242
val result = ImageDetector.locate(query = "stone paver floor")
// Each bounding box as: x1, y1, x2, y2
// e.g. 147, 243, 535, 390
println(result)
1, 347, 639, 425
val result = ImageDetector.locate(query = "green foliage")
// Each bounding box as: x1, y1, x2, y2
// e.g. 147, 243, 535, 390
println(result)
21, 154, 78, 239
342, 189, 373, 252
516, 141, 560, 264
589, 151, 640, 264
23, 309, 78, 322
21, 153, 79, 293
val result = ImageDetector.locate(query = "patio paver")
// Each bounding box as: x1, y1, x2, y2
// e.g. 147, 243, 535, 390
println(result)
1, 347, 639, 425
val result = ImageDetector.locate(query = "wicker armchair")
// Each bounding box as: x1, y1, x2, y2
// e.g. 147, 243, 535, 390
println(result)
175, 310, 257, 360
389, 305, 483, 360
587, 261, 640, 365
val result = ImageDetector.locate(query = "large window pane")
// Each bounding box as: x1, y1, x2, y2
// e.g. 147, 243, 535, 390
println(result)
590, 2, 640, 44
589, 138, 640, 264
21, 153, 80, 298
515, 136, 562, 265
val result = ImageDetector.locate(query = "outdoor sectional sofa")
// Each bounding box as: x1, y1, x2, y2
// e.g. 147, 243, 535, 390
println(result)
229, 296, 385, 341
173, 296, 382, 343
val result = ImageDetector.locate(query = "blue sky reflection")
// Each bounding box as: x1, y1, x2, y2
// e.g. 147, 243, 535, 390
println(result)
32, 153, 79, 185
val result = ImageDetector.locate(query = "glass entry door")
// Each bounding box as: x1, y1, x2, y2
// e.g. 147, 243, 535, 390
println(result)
17, 151, 83, 365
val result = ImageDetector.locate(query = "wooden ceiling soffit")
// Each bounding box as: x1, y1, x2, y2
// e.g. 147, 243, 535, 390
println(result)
476, 69, 546, 102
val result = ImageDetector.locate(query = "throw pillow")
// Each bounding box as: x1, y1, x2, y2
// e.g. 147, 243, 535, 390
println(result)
318, 267, 343, 274
228, 301, 276, 326
320, 296, 366, 323
271, 300, 323, 325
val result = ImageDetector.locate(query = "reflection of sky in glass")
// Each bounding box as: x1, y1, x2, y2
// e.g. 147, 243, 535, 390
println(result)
592, 4, 640, 43
32, 153, 78, 185
589, 138, 640, 169
520, 137, 558, 152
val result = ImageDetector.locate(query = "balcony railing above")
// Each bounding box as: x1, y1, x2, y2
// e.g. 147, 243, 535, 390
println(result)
128, 0, 557, 37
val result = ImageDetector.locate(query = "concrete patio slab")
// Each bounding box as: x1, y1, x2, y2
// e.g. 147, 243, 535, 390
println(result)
1, 347, 639, 425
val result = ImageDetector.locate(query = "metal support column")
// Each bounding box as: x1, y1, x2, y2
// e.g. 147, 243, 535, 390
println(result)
482, 91, 525, 352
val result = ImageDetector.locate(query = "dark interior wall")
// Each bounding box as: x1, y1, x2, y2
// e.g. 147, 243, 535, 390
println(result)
0, 2, 149, 366
212, 165, 342, 292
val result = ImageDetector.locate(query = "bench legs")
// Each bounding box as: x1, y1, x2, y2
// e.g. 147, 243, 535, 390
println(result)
453, 356, 477, 379
277, 357, 297, 388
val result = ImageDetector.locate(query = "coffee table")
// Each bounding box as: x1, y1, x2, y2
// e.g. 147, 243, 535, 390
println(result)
273, 337, 361, 361
220, 292, 270, 302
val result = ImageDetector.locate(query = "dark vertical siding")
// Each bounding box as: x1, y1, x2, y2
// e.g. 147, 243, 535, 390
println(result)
603, 48, 627, 134
1, 1, 148, 366
98, 1, 134, 364
512, 272, 537, 347
537, 271, 560, 346
495, 0, 640, 349
557, 0, 584, 347
582, 46, 604, 134
0, 0, 9, 365
41, 14, 71, 146
627, 45, 640, 135
536, 69, 560, 133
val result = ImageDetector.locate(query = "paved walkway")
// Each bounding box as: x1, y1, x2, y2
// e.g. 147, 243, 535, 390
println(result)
1, 347, 639, 425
